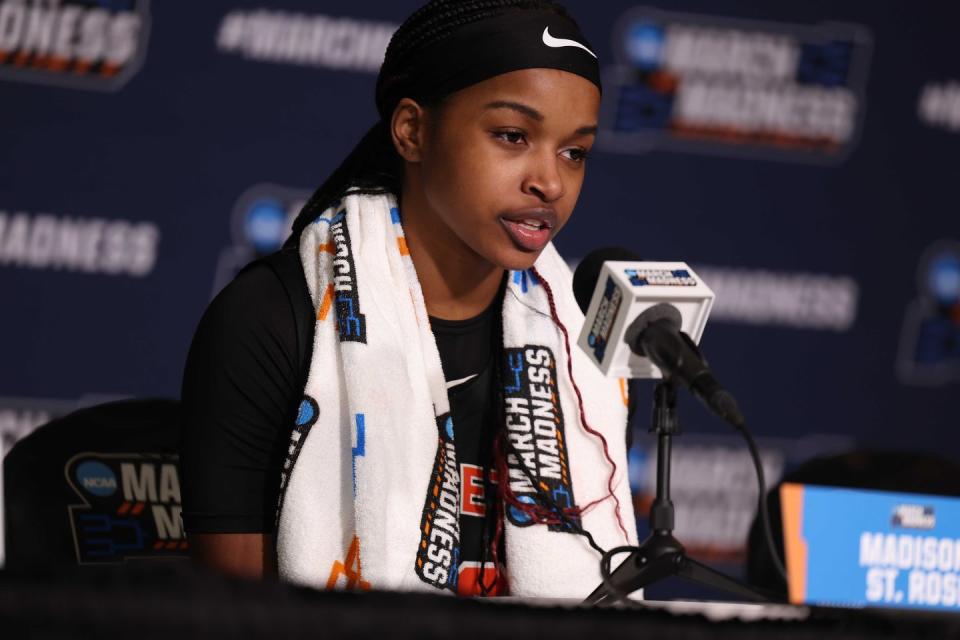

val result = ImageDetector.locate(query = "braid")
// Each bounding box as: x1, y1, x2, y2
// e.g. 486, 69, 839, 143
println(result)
286, 0, 575, 245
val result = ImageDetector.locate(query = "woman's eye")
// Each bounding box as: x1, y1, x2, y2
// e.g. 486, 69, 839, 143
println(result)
561, 147, 589, 163
494, 130, 526, 145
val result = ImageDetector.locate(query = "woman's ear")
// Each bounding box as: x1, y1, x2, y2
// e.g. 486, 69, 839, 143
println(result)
390, 98, 428, 163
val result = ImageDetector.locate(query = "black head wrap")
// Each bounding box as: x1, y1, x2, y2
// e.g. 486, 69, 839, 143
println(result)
376, 9, 601, 119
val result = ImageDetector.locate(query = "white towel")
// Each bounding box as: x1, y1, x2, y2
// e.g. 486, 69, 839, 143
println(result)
276, 192, 637, 597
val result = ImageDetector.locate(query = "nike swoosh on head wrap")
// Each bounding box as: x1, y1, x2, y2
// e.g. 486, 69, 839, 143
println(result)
376, 9, 601, 119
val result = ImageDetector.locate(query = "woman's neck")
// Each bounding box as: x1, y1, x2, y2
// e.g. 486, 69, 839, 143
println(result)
399, 189, 504, 321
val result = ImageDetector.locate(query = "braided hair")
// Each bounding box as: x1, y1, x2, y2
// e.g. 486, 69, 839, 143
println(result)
285, 0, 575, 246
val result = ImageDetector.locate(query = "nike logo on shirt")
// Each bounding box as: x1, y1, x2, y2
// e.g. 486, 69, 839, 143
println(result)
541, 26, 597, 58
446, 373, 479, 390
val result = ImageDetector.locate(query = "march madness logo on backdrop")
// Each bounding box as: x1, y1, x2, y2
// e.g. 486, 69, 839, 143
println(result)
502, 346, 578, 531
66, 452, 186, 563
215, 8, 395, 74
0, 209, 160, 277
599, 7, 873, 163
0, 0, 151, 91
897, 240, 960, 386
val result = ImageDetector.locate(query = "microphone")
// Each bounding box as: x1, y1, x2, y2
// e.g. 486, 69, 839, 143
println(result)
574, 248, 744, 426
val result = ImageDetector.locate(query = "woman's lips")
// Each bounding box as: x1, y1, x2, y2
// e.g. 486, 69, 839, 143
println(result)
499, 210, 557, 252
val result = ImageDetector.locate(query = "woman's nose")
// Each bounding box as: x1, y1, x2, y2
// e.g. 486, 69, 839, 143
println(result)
521, 155, 565, 203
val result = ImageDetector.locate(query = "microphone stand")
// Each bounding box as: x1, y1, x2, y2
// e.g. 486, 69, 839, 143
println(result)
584, 379, 776, 606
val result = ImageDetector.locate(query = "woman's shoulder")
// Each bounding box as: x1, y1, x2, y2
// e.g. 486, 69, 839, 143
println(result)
200, 251, 304, 343
185, 252, 308, 383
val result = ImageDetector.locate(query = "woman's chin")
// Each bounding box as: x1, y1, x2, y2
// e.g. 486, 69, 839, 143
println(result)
492, 247, 544, 272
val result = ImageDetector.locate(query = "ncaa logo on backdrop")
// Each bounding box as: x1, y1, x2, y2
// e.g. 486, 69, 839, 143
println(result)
599, 7, 873, 163
0, 0, 151, 91
211, 183, 309, 297
897, 240, 960, 386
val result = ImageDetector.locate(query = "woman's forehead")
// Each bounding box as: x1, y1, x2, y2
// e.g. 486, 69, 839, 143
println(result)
446, 69, 600, 123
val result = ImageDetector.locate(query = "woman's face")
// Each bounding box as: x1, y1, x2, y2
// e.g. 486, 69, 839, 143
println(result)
409, 68, 601, 271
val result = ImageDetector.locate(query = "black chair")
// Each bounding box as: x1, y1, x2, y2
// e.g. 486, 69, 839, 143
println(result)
3, 398, 188, 570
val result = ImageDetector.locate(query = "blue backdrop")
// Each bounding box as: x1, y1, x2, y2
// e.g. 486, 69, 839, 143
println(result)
2, 0, 958, 572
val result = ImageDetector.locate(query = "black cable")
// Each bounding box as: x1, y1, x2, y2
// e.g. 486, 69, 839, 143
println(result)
598, 546, 646, 609
589, 418, 789, 606
492, 345, 787, 600
731, 421, 789, 581
500, 415, 790, 603
501, 434, 645, 607
490, 321, 633, 598
500, 433, 606, 556
501, 434, 638, 603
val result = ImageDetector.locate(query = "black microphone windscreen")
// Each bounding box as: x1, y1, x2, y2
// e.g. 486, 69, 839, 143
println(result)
572, 246, 642, 313
634, 302, 683, 332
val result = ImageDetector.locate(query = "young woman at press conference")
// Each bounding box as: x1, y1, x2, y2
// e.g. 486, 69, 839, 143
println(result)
180, 0, 637, 597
